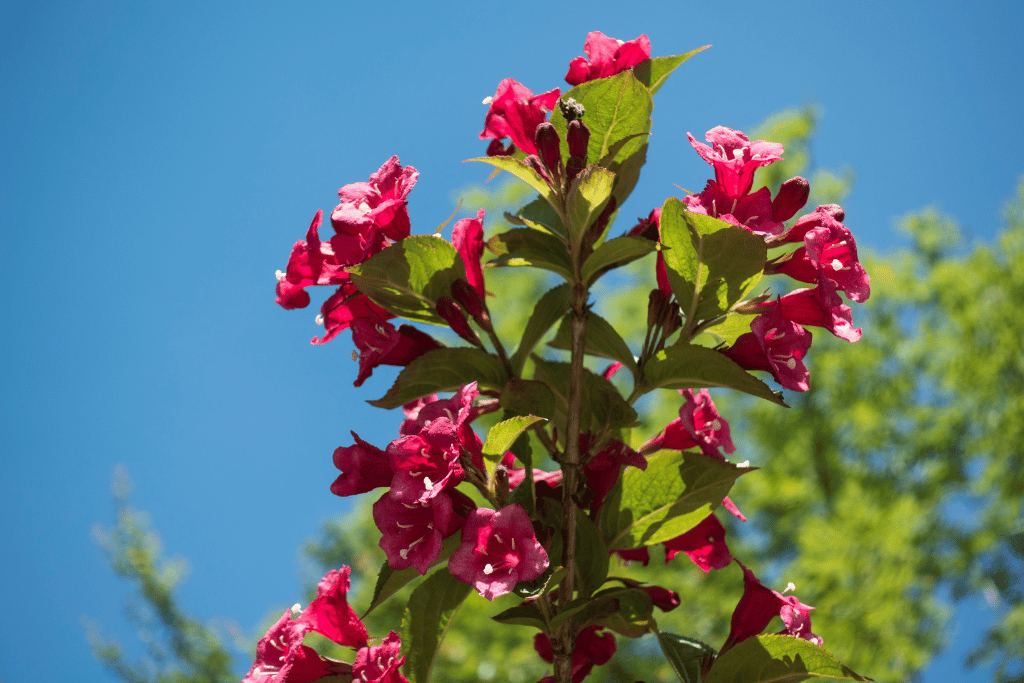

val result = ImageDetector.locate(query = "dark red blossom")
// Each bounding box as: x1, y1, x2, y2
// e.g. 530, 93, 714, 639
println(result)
565, 31, 651, 85
480, 79, 560, 157
387, 417, 465, 503
331, 431, 392, 497
724, 301, 813, 392
242, 610, 348, 683
684, 181, 783, 237
298, 566, 368, 648
330, 156, 418, 253
662, 513, 733, 572
767, 286, 862, 342
352, 631, 410, 683
772, 210, 871, 304
373, 489, 468, 575
535, 625, 617, 683
583, 438, 646, 511
448, 504, 548, 600
687, 127, 783, 198
643, 585, 682, 612
452, 209, 487, 300
349, 316, 441, 387
772, 176, 810, 222
313, 281, 394, 346
723, 563, 822, 655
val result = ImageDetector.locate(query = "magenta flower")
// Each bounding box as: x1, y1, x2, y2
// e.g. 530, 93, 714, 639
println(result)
243, 610, 349, 683
448, 504, 549, 600
773, 210, 871, 304
331, 431, 393, 497
274, 210, 348, 310
684, 181, 784, 238
687, 127, 784, 198
480, 78, 560, 157
643, 585, 682, 612
352, 631, 410, 683
349, 316, 441, 387
535, 625, 616, 683
452, 209, 487, 299
679, 389, 735, 458
399, 383, 488, 471
724, 301, 813, 392
723, 563, 822, 654
773, 204, 845, 245
313, 281, 394, 346
373, 489, 467, 575
767, 286, 862, 342
662, 513, 733, 572
387, 417, 465, 503
583, 438, 647, 511
298, 566, 369, 649
330, 155, 419, 254
565, 31, 651, 85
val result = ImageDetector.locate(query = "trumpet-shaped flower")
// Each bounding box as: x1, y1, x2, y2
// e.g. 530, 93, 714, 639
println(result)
687, 127, 783, 198
565, 31, 651, 85
480, 79, 560, 157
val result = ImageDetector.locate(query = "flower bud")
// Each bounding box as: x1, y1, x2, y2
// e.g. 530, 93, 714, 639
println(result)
648, 289, 669, 330
436, 296, 481, 346
534, 123, 562, 177
558, 97, 585, 122
486, 139, 514, 157
524, 154, 551, 184
772, 176, 810, 221
451, 279, 486, 320
565, 156, 586, 184
567, 120, 590, 161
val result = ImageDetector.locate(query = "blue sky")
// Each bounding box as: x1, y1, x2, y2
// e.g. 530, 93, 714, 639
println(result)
1, 1, 1022, 681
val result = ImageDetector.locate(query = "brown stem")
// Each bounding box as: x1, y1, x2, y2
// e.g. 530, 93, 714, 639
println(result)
553, 281, 588, 683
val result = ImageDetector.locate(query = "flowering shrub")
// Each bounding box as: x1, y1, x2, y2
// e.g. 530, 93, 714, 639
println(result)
259, 31, 873, 683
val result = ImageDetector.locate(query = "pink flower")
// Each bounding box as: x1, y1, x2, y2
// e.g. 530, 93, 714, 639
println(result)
298, 566, 368, 649
565, 31, 651, 85
452, 209, 486, 300
399, 383, 487, 470
724, 301, 813, 392
387, 417, 465, 503
243, 610, 349, 683
480, 79, 560, 157
583, 438, 647, 511
331, 432, 393, 497
313, 281, 394, 346
349, 316, 441, 387
684, 181, 784, 237
662, 513, 733, 572
373, 489, 469, 575
687, 127, 784, 198
352, 631, 410, 683
772, 210, 871, 304
330, 156, 419, 258
643, 585, 681, 612
448, 504, 549, 600
723, 563, 822, 654
767, 287, 862, 342
274, 210, 348, 310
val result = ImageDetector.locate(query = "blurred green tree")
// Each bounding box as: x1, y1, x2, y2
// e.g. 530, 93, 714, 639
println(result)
89, 109, 1024, 683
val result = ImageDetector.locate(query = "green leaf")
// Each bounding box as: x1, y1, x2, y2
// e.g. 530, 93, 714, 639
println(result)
633, 46, 711, 95
369, 348, 508, 410
467, 156, 558, 210
705, 635, 872, 683
575, 511, 610, 596
349, 235, 467, 325
511, 284, 572, 375
642, 344, 785, 406
659, 198, 767, 322
602, 450, 748, 549
516, 196, 567, 237
482, 415, 547, 462
609, 142, 647, 210
500, 379, 556, 421
486, 228, 572, 281
594, 587, 655, 638
657, 632, 717, 683
552, 70, 653, 169
364, 534, 462, 617
581, 234, 659, 286
566, 165, 616, 242
399, 567, 473, 683
532, 359, 638, 441
693, 313, 757, 348
549, 312, 638, 377
491, 602, 546, 628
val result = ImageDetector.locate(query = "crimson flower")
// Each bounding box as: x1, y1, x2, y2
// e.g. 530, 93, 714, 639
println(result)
535, 625, 616, 683
387, 417, 465, 503
313, 281, 394, 346
349, 315, 441, 387
331, 431, 393, 497
767, 286, 861, 342
352, 632, 410, 683
662, 513, 733, 572
724, 301, 813, 392
480, 79, 560, 157
565, 31, 651, 85
583, 438, 647, 511
772, 209, 871, 304
448, 504, 549, 600
453, 209, 487, 300
330, 155, 418, 260
373, 489, 469, 575
683, 181, 784, 237
687, 127, 784, 198
297, 567, 368, 649
723, 562, 822, 654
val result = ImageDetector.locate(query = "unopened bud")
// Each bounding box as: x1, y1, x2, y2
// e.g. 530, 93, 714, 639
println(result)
648, 289, 669, 330
663, 305, 682, 338
772, 176, 810, 221
820, 203, 845, 222
558, 97, 585, 122
451, 279, 486, 320
565, 156, 586, 184
534, 123, 562, 177
567, 120, 590, 161
524, 154, 551, 184
436, 296, 481, 346
487, 139, 515, 157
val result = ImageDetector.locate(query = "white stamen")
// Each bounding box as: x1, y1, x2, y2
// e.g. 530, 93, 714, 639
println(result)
737, 460, 750, 468
358, 201, 371, 213
275, 269, 286, 281
785, 357, 797, 370
291, 603, 302, 614
831, 258, 844, 271
399, 548, 409, 559
786, 581, 797, 593
315, 314, 324, 325
423, 476, 434, 491
482, 96, 493, 105
395, 522, 415, 529
483, 563, 494, 575
494, 533, 503, 544
510, 537, 515, 550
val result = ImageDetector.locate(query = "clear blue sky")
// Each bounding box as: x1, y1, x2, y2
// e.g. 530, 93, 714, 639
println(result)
2, 1, 1022, 681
